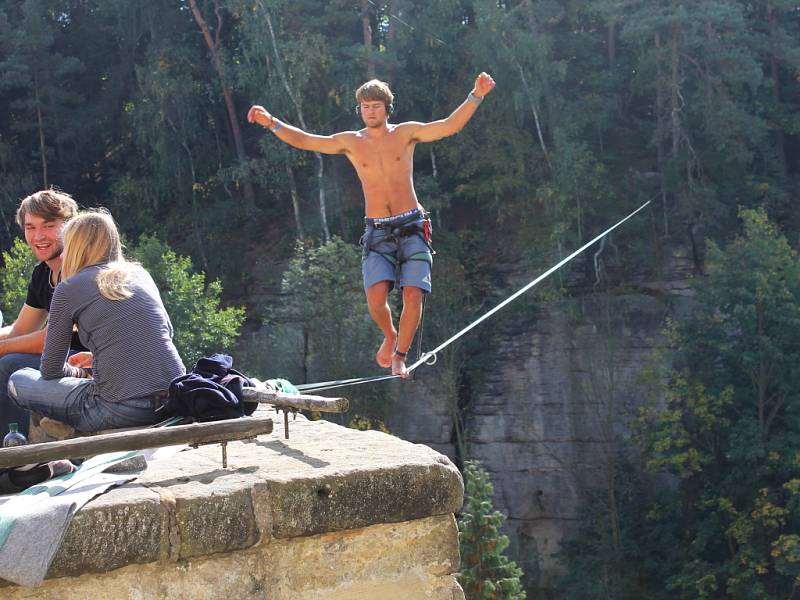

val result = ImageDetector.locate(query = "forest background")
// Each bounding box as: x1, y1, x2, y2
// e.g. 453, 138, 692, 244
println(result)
0, 1, 799, 598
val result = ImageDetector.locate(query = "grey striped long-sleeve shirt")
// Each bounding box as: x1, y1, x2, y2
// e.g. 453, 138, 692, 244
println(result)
41, 263, 186, 403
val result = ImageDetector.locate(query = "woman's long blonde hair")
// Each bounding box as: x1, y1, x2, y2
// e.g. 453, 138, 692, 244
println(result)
61, 209, 138, 301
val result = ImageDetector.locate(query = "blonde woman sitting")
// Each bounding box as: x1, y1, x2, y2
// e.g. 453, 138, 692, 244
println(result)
8, 209, 186, 432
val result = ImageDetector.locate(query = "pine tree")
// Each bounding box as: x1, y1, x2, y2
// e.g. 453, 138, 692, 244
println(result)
458, 459, 526, 600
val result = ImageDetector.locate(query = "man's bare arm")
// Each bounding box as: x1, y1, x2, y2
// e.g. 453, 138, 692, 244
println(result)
411, 72, 496, 143
247, 105, 352, 155
0, 304, 49, 356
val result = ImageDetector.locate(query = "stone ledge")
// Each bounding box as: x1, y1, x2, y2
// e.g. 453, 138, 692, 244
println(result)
1, 416, 464, 590
6, 515, 464, 599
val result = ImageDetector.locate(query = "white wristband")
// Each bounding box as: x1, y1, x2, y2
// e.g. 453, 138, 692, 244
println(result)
468, 92, 484, 106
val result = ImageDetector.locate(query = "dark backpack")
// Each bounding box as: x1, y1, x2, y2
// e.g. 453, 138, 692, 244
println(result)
159, 354, 258, 421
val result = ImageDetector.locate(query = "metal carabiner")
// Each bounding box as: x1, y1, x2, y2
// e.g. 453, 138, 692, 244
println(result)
423, 351, 438, 366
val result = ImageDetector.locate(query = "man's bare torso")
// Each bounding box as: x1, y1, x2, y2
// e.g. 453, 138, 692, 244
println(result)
341, 123, 423, 219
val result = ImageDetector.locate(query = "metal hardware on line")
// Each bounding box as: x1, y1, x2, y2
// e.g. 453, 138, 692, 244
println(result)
423, 352, 437, 366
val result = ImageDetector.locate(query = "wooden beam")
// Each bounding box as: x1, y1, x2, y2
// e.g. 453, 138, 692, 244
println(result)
0, 417, 273, 470
242, 387, 349, 413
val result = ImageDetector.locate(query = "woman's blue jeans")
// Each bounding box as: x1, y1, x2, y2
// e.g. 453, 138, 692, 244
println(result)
8, 368, 160, 432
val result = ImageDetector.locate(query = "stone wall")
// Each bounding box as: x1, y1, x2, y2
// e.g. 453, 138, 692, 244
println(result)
1, 418, 465, 599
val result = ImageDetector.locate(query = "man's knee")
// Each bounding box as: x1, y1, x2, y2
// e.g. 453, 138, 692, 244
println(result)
366, 281, 391, 305
0, 355, 22, 381
402, 285, 424, 305
0, 354, 37, 391
7, 371, 21, 407
6, 367, 38, 407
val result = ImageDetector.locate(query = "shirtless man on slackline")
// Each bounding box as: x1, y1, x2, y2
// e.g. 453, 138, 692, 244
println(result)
247, 72, 496, 378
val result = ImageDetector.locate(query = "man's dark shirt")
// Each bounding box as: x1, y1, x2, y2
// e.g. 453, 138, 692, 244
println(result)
25, 262, 86, 351
25, 262, 56, 311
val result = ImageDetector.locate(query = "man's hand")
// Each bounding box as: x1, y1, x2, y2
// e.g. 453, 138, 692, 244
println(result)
247, 105, 276, 129
473, 72, 496, 98
67, 351, 93, 369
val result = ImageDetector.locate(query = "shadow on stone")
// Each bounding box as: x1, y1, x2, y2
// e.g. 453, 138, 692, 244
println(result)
244, 438, 330, 468
140, 465, 260, 488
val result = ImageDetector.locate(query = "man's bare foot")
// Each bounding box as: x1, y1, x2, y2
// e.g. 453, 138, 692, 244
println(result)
376, 335, 396, 368
392, 350, 409, 378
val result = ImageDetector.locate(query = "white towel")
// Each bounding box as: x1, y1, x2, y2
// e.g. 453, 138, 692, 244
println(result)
0, 451, 142, 587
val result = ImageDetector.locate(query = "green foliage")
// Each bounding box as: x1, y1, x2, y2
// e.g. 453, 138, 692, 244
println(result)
644, 209, 800, 598
130, 235, 245, 366
262, 237, 385, 416
647, 209, 800, 599
0, 237, 37, 320
639, 372, 734, 479
348, 415, 390, 434
559, 208, 800, 598
458, 460, 526, 600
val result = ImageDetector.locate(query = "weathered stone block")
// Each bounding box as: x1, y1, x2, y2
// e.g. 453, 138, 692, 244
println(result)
1, 416, 464, 597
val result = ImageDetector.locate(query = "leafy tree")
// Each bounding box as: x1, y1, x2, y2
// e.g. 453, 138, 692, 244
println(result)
0, 237, 37, 320
459, 459, 526, 600
636, 208, 800, 599
130, 235, 245, 366
0, 1, 86, 189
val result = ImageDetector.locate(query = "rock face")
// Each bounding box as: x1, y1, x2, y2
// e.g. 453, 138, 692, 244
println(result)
385, 247, 698, 591
1, 417, 465, 599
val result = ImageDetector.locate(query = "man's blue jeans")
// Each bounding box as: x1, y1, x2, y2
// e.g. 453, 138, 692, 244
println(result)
0, 353, 41, 438
8, 368, 160, 432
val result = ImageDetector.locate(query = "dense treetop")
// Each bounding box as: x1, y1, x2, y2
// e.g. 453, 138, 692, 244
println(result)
0, 0, 795, 290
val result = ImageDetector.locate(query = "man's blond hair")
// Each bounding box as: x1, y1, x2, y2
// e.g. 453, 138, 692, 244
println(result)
16, 189, 79, 230
355, 79, 394, 112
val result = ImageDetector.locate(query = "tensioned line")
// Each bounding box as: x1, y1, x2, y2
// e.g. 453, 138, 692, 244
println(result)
297, 200, 651, 393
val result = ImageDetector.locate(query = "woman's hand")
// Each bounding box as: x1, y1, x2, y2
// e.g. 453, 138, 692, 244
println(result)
67, 351, 93, 369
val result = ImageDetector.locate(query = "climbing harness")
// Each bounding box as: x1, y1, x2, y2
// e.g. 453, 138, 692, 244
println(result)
298, 200, 651, 393
361, 208, 435, 270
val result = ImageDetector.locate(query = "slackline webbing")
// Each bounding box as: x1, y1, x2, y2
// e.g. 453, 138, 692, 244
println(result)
297, 200, 651, 393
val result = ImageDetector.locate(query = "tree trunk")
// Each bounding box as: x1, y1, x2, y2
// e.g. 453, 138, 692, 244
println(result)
166, 116, 210, 271
655, 32, 668, 236
386, 0, 397, 82
285, 162, 304, 240
607, 19, 616, 69
522, 0, 555, 124
513, 57, 553, 172
34, 76, 48, 189
387, 0, 396, 45
669, 26, 681, 162
360, 0, 375, 79
188, 0, 256, 210
766, 0, 787, 179
262, 5, 331, 241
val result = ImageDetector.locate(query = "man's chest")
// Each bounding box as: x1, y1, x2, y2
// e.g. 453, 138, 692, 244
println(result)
348, 139, 414, 175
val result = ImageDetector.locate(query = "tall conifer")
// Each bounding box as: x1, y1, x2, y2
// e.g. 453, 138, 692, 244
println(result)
458, 460, 526, 600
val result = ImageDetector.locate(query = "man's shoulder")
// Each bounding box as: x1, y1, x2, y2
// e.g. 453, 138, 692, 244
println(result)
24, 261, 52, 311
393, 121, 425, 129
333, 130, 361, 141
28, 261, 50, 289
30, 261, 49, 279
391, 122, 426, 139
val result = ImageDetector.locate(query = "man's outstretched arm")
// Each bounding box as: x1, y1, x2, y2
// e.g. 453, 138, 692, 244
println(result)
247, 105, 350, 155
0, 304, 49, 357
410, 72, 496, 143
